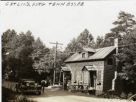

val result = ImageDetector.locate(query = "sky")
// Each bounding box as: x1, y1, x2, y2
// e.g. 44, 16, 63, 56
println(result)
0, 0, 136, 50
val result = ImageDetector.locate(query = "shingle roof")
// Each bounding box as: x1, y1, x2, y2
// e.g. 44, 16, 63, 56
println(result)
65, 46, 115, 63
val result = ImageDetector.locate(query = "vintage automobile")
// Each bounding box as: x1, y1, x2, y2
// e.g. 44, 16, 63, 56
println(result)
16, 79, 42, 95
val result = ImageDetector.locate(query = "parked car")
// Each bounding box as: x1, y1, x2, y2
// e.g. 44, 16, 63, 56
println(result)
16, 79, 42, 95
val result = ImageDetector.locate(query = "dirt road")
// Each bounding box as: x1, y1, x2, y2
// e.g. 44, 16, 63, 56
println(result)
32, 95, 127, 102
28, 88, 128, 102
2, 81, 129, 102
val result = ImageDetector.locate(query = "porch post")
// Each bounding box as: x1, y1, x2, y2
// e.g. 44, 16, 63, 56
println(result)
59, 70, 62, 85
63, 72, 65, 90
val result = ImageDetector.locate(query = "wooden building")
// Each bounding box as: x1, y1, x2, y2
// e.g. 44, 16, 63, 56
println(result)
64, 46, 116, 95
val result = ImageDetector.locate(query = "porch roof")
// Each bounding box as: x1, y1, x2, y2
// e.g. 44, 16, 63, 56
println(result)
82, 65, 96, 71
61, 66, 70, 71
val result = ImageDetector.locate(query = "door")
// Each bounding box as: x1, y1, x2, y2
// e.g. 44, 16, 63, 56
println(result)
89, 71, 96, 87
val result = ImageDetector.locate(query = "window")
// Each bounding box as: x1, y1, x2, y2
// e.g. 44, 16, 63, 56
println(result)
88, 52, 94, 57
82, 53, 85, 58
107, 58, 113, 65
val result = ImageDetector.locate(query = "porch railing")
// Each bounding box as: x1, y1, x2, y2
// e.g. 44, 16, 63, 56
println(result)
68, 83, 89, 93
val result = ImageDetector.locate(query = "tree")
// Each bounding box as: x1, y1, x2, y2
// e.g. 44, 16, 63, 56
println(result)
95, 36, 104, 48
65, 29, 95, 53
76, 29, 94, 48
2, 29, 67, 82
97, 11, 136, 94
2, 29, 18, 79
102, 11, 136, 62
111, 11, 136, 36
102, 11, 136, 47
102, 32, 122, 47
113, 12, 136, 94
65, 38, 82, 53
31, 37, 47, 61
2, 29, 36, 80
2, 29, 17, 58
31, 37, 50, 80
17, 31, 35, 79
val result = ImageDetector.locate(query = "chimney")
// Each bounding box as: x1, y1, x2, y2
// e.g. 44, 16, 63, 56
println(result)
114, 38, 118, 48
112, 38, 118, 91
114, 38, 118, 54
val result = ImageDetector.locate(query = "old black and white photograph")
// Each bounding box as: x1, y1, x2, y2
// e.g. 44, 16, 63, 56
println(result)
1, 0, 136, 102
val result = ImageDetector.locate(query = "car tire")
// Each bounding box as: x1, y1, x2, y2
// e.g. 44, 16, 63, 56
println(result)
36, 91, 41, 95
39, 91, 41, 95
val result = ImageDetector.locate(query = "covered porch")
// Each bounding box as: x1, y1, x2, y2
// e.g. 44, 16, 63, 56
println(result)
60, 66, 71, 90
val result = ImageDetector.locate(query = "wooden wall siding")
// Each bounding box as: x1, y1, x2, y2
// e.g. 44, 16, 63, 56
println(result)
82, 70, 89, 84
96, 69, 104, 92
66, 61, 104, 92
103, 57, 115, 91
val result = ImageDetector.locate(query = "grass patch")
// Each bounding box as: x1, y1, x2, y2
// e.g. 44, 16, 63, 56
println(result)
2, 87, 36, 102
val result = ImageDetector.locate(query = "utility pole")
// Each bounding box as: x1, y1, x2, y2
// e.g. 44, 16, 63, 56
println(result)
50, 41, 63, 85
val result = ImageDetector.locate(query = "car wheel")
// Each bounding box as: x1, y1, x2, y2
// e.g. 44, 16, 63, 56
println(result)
36, 91, 41, 95
38, 91, 41, 95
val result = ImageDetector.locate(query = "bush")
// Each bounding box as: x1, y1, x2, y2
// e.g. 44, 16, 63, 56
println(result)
15, 95, 36, 102
2, 87, 36, 102
2, 87, 16, 102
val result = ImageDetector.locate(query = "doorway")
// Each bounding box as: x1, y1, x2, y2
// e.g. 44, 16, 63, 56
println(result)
89, 71, 96, 87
